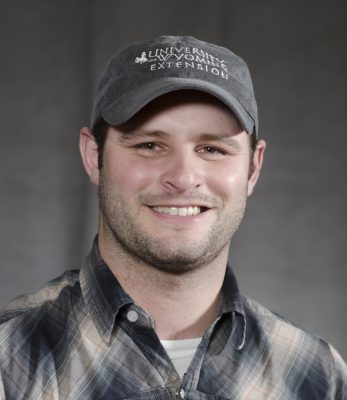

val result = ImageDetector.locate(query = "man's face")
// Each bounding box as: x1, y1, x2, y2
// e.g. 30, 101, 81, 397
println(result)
88, 91, 264, 274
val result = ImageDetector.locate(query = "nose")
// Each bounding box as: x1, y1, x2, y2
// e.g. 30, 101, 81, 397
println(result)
160, 150, 203, 193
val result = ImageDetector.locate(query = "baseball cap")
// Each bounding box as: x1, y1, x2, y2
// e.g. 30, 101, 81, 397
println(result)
91, 35, 258, 136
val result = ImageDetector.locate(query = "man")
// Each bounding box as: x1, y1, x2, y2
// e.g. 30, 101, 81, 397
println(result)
0, 36, 346, 399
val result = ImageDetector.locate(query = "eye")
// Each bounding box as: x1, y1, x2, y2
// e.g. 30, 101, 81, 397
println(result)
135, 142, 161, 151
197, 146, 227, 157
133, 141, 167, 156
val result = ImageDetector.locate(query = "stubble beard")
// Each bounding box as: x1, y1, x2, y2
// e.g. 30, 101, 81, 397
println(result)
98, 173, 247, 275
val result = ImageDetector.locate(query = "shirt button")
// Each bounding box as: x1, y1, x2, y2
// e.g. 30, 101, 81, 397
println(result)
179, 388, 185, 398
127, 310, 139, 322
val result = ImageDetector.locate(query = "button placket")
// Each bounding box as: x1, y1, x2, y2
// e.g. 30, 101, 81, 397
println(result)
175, 388, 185, 399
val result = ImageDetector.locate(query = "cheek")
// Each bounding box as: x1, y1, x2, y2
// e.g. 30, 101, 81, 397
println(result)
104, 155, 160, 192
206, 162, 249, 198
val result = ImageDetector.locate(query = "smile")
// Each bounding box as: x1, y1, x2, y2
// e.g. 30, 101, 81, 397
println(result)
152, 206, 204, 216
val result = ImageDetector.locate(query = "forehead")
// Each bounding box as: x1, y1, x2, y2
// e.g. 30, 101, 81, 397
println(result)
117, 90, 244, 134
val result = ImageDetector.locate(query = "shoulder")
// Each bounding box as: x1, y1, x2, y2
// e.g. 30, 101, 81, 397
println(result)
242, 295, 330, 353
0, 270, 84, 397
0, 269, 81, 338
242, 296, 347, 397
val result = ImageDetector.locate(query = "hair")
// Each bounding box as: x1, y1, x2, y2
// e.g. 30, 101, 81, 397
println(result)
92, 117, 110, 169
92, 117, 258, 172
248, 129, 258, 177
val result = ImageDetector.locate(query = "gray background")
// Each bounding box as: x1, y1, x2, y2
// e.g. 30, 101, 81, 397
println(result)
1, 0, 346, 358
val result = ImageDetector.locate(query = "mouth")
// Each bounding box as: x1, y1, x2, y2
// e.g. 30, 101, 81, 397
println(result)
151, 206, 210, 217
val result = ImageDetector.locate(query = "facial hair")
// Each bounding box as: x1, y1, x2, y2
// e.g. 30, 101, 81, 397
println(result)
98, 171, 248, 275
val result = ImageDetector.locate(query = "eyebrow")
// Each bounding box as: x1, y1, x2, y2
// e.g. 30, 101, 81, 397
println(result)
117, 129, 243, 151
198, 133, 243, 151
117, 130, 170, 142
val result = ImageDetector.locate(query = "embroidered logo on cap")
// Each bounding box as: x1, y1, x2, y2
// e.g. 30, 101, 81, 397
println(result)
135, 52, 148, 64
134, 46, 229, 80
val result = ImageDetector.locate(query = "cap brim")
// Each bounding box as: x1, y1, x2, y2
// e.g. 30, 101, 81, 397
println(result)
101, 78, 255, 135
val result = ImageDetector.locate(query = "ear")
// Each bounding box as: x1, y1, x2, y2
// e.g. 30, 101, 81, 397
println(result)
247, 139, 266, 196
79, 127, 100, 186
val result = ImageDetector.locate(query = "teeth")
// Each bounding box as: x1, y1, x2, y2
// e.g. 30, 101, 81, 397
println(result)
152, 206, 201, 216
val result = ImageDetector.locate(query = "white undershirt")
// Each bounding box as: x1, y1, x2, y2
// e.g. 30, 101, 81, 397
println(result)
161, 337, 202, 378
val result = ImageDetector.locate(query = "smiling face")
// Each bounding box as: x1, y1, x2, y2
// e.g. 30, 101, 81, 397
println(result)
80, 91, 265, 274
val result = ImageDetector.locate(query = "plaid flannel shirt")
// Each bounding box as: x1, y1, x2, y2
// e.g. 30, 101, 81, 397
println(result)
0, 240, 346, 399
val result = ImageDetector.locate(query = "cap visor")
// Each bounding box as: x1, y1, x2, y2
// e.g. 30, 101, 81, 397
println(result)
101, 78, 255, 134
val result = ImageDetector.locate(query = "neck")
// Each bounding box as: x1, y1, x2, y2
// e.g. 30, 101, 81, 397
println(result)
98, 229, 229, 340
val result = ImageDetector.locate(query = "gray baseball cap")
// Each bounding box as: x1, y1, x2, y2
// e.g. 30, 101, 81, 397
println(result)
92, 35, 258, 136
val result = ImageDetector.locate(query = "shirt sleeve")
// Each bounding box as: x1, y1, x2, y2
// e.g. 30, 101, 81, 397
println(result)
330, 344, 347, 399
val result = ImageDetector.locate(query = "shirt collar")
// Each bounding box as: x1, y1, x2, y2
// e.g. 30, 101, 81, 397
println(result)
219, 266, 247, 350
80, 238, 133, 343
219, 265, 245, 315
81, 238, 246, 348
